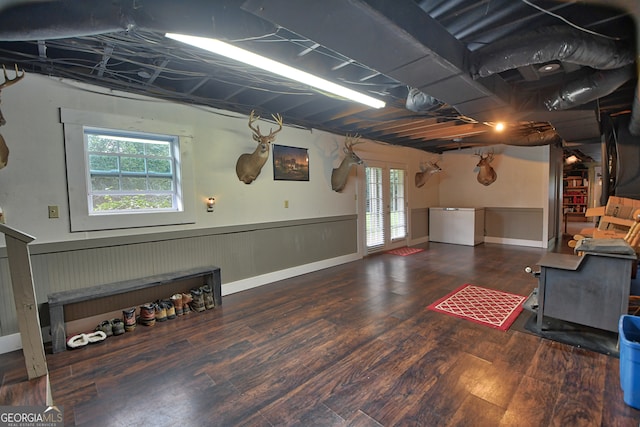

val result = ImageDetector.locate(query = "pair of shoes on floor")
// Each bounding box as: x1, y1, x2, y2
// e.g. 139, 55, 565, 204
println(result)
95, 318, 126, 336
190, 288, 206, 313
181, 293, 193, 315
171, 293, 184, 316
138, 303, 157, 326
123, 307, 136, 332
202, 285, 215, 310
154, 299, 177, 322
188, 285, 215, 312
66, 330, 107, 349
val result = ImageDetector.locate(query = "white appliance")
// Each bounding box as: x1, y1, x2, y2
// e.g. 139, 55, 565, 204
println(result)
429, 207, 485, 246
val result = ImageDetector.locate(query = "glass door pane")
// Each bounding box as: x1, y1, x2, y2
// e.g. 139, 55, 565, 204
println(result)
365, 166, 384, 251
364, 165, 407, 253
390, 168, 406, 241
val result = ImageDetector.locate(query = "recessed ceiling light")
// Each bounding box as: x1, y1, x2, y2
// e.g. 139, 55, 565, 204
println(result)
565, 155, 579, 164
538, 63, 560, 73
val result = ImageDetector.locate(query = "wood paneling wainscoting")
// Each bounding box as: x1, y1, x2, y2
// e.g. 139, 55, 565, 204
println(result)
2, 240, 638, 425
0, 215, 357, 338
484, 207, 545, 248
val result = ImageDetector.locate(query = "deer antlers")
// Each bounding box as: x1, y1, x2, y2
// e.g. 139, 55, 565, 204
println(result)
0, 64, 24, 90
0, 64, 24, 170
248, 110, 283, 143
344, 133, 363, 152
475, 150, 494, 161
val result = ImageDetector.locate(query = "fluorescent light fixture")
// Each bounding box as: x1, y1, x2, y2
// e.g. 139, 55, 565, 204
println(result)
165, 33, 386, 109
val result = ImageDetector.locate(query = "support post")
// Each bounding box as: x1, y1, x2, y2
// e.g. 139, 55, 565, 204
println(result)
0, 224, 48, 379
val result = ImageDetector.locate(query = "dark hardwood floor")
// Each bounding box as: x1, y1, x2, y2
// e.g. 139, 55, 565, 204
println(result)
3, 239, 640, 426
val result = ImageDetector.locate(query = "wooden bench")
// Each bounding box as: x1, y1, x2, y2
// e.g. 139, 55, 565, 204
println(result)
47, 266, 221, 353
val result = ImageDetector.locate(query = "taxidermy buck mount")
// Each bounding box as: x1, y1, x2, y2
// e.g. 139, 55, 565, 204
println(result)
0, 65, 25, 170
331, 134, 364, 192
414, 160, 441, 188
475, 150, 497, 186
235, 110, 283, 184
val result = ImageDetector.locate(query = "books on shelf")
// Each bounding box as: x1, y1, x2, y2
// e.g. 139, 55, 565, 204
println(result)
566, 177, 588, 187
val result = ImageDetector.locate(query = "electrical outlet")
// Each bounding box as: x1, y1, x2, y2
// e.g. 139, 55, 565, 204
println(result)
284, 200, 289, 208
48, 205, 59, 219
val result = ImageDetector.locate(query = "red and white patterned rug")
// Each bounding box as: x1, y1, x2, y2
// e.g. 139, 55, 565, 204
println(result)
386, 247, 424, 256
427, 284, 526, 331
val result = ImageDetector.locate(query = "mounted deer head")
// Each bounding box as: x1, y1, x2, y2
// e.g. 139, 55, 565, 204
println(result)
475, 150, 497, 186
235, 110, 283, 184
415, 160, 441, 188
0, 64, 25, 170
331, 134, 364, 192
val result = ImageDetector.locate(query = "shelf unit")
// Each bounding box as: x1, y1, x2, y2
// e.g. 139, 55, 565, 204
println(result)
563, 169, 589, 221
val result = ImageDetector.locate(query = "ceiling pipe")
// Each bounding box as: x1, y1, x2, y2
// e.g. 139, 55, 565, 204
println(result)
503, 128, 561, 146
544, 65, 635, 111
471, 25, 634, 79
405, 87, 445, 112
552, 0, 640, 135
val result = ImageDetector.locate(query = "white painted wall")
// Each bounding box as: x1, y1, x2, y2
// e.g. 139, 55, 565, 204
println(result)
0, 74, 438, 247
356, 141, 441, 210
438, 145, 549, 209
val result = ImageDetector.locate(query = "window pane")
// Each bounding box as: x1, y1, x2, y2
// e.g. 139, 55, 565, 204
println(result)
147, 158, 172, 174
89, 155, 118, 173
148, 176, 173, 191
87, 135, 119, 153
119, 140, 145, 155
91, 176, 119, 191
120, 157, 145, 173
92, 194, 173, 211
84, 126, 180, 215
121, 176, 148, 191
146, 142, 170, 157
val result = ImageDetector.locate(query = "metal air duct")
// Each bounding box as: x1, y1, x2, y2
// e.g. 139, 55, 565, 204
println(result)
575, 0, 640, 136
504, 128, 561, 146
471, 25, 634, 79
544, 65, 635, 111
405, 87, 445, 113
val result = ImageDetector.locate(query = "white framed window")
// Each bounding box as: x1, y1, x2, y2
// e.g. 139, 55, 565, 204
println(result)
85, 127, 180, 214
61, 108, 196, 231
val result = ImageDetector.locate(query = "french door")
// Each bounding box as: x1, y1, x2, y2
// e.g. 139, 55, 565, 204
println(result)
364, 164, 407, 254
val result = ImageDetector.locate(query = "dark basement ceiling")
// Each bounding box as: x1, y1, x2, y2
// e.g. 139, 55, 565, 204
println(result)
0, 0, 635, 163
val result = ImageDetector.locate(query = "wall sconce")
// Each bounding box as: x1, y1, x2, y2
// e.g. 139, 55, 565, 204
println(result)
206, 197, 216, 212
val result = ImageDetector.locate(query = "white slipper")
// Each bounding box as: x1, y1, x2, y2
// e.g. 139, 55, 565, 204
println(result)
86, 330, 107, 343
66, 333, 89, 349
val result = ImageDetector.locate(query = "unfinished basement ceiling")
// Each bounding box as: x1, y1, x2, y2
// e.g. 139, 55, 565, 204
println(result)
0, 0, 635, 162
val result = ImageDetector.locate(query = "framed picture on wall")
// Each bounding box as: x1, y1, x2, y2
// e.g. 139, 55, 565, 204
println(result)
273, 144, 309, 181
